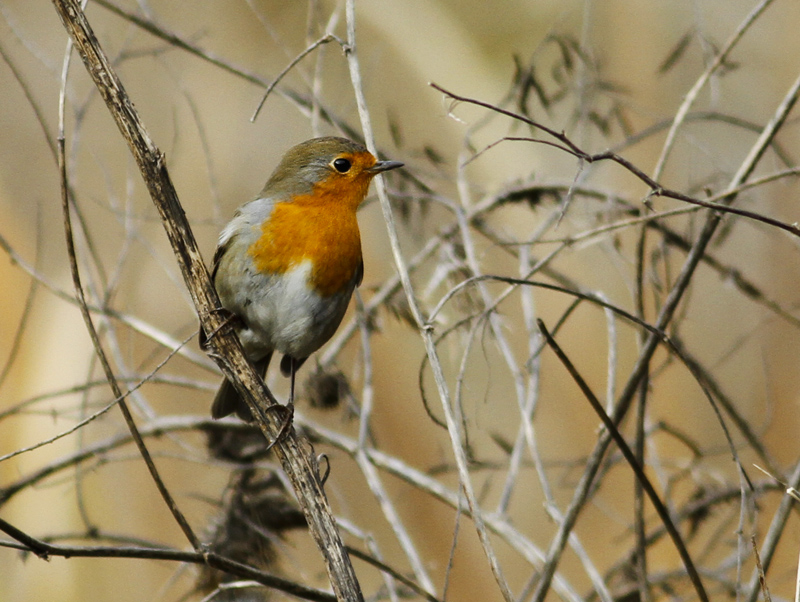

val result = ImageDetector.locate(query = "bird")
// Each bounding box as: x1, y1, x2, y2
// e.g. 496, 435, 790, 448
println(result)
204, 136, 403, 421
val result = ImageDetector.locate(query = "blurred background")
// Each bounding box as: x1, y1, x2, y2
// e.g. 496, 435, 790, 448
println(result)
1, 1, 800, 600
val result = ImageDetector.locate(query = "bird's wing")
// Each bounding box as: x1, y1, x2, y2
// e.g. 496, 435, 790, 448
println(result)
355, 256, 364, 287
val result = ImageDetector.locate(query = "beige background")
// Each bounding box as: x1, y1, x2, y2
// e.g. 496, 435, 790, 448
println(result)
1, 1, 799, 600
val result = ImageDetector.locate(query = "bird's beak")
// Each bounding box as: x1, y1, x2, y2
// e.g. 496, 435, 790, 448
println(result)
368, 160, 404, 174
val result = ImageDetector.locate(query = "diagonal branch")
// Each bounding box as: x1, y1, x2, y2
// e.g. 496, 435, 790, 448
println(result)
50, 0, 363, 600
538, 319, 708, 602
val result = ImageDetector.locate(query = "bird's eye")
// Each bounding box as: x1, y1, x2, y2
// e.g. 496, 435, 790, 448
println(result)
332, 158, 352, 173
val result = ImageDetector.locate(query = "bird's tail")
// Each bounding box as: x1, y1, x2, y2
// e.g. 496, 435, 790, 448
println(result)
210, 352, 273, 421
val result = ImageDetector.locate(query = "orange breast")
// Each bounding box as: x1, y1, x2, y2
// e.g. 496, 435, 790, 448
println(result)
248, 187, 365, 297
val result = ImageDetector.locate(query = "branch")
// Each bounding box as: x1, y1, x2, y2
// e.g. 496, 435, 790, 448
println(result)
50, 1, 363, 599
430, 83, 800, 239
428, 48, 800, 602
0, 516, 335, 602
538, 319, 708, 602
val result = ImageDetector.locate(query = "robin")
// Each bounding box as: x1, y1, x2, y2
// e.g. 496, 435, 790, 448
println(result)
204, 136, 403, 420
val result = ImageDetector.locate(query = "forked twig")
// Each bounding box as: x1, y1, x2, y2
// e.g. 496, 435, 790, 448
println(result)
430, 83, 800, 239
344, 1, 519, 598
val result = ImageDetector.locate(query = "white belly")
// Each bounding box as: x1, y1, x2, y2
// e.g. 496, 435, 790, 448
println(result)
233, 260, 354, 360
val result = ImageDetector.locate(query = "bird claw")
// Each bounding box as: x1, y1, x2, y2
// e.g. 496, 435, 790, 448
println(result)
201, 309, 241, 349
262, 401, 294, 453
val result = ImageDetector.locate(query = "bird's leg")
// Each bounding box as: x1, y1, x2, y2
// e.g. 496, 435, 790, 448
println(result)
280, 354, 303, 407
289, 359, 297, 407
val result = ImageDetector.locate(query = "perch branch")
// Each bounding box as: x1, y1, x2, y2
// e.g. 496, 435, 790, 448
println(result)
50, 0, 363, 599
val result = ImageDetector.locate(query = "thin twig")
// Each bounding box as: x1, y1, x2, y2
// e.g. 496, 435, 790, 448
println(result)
343, 1, 467, 598
538, 319, 709, 602
353, 291, 433, 594
251, 33, 345, 122
58, 87, 201, 553
746, 458, 800, 602
0, 516, 335, 602
345, 546, 443, 602
430, 84, 800, 239
652, 0, 777, 180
